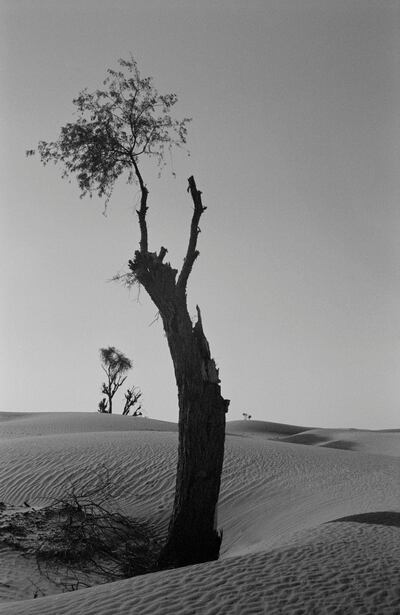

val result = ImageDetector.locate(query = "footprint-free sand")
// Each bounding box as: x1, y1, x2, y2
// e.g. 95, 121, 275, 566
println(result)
0, 412, 399, 614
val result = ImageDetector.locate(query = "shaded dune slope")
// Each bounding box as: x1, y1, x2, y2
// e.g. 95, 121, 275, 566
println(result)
330, 511, 400, 527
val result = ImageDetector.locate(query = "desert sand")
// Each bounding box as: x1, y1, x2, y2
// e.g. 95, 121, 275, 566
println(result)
0, 412, 399, 614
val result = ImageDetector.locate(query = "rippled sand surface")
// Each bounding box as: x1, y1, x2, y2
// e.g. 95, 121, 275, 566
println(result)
0, 412, 399, 614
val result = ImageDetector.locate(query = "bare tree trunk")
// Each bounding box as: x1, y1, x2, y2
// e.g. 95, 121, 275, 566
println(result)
159, 301, 228, 568
129, 176, 229, 569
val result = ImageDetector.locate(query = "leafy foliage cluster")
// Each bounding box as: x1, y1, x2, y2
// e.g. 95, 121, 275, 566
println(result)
100, 346, 132, 375
28, 57, 190, 205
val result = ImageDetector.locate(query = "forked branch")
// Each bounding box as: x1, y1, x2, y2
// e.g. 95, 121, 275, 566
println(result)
178, 176, 206, 289
131, 157, 149, 254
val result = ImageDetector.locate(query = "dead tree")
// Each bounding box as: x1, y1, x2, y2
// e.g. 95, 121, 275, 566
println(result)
30, 56, 229, 570
98, 398, 108, 414
129, 175, 229, 568
122, 386, 142, 416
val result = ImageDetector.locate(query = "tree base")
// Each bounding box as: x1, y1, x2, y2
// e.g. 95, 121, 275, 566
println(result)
157, 528, 223, 570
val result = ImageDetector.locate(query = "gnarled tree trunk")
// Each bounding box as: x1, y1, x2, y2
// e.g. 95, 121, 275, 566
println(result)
129, 175, 229, 569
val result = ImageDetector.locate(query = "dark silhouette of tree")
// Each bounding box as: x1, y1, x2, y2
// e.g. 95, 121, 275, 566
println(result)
30, 56, 229, 570
123, 386, 142, 416
98, 397, 108, 414
100, 346, 132, 415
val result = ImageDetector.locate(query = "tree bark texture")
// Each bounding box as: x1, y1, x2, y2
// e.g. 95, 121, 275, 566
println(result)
129, 177, 229, 569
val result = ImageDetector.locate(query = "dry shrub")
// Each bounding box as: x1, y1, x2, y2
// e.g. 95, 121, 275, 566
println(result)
0, 467, 161, 592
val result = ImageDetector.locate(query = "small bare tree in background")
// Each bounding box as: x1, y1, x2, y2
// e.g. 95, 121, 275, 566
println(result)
99, 347, 132, 414
98, 398, 108, 414
122, 386, 143, 416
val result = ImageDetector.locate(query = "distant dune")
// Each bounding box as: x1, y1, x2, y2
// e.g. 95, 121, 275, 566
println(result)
279, 427, 400, 457
227, 418, 400, 457
0, 412, 399, 614
226, 419, 309, 438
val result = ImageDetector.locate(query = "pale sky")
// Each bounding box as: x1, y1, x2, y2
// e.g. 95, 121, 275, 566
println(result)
1, 0, 399, 428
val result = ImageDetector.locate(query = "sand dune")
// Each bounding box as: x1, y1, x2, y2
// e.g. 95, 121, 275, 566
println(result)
227, 419, 400, 457
2, 522, 398, 615
0, 412, 177, 438
226, 419, 309, 438
0, 413, 399, 613
279, 427, 400, 457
